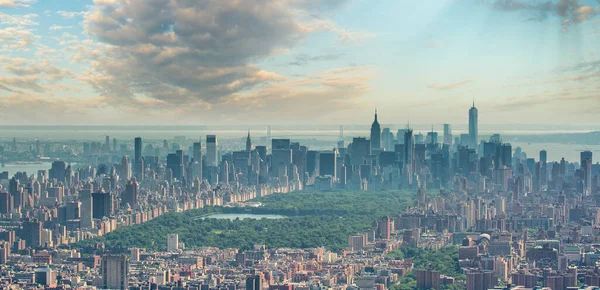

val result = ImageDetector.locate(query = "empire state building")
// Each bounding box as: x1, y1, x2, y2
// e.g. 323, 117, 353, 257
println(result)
370, 110, 381, 153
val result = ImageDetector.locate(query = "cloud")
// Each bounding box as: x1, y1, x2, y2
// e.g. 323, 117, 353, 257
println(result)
0, 0, 35, 8
493, 86, 600, 111
49, 25, 73, 31
75, 0, 372, 117
427, 80, 474, 90
288, 53, 345, 66
56, 10, 87, 18
490, 0, 599, 30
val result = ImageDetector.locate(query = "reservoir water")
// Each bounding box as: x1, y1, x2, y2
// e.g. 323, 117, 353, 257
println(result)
201, 213, 287, 220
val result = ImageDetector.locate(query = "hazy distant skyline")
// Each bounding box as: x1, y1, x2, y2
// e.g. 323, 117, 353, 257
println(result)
0, 0, 599, 125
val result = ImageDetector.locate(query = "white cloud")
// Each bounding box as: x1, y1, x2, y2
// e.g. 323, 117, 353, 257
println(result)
0, 0, 35, 8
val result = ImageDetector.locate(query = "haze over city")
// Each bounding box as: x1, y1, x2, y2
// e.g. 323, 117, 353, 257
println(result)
0, 0, 599, 125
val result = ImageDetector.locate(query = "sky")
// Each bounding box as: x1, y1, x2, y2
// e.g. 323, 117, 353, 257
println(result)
0, 0, 599, 126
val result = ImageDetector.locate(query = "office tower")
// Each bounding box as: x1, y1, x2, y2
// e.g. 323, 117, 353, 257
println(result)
540, 150, 548, 188
102, 255, 129, 290
443, 124, 452, 145
581, 151, 593, 194
134, 137, 142, 176
381, 128, 394, 151
350, 137, 371, 166
113, 138, 117, 152
319, 150, 337, 179
246, 131, 252, 152
22, 218, 42, 248
0, 192, 12, 214
122, 179, 138, 208
370, 110, 381, 152
9, 178, 22, 210
378, 216, 391, 240
167, 233, 179, 252
206, 135, 218, 167
120, 156, 131, 180
469, 102, 479, 151
79, 189, 93, 228
272, 139, 292, 180
193, 141, 202, 180
35, 268, 56, 286
130, 248, 140, 262
49, 161, 67, 182
246, 275, 262, 290
134, 137, 142, 161
272, 139, 290, 150
404, 129, 414, 171
348, 234, 367, 251
427, 130, 438, 146
92, 191, 113, 219
166, 150, 184, 181
66, 201, 81, 220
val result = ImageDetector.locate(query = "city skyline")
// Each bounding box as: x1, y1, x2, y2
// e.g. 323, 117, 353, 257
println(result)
1, 0, 599, 125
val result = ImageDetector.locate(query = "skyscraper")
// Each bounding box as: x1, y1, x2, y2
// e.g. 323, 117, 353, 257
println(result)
22, 218, 42, 248
134, 137, 142, 176
134, 137, 142, 162
246, 131, 252, 152
79, 188, 93, 228
581, 151, 593, 194
443, 124, 453, 145
370, 110, 381, 152
120, 156, 131, 180
404, 129, 414, 172
122, 179, 138, 208
469, 102, 478, 151
167, 233, 179, 252
102, 255, 129, 290
193, 141, 202, 180
206, 135, 218, 167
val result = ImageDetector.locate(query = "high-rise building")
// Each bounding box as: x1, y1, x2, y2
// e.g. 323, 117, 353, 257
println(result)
102, 255, 129, 290
246, 275, 263, 290
378, 216, 391, 240
167, 233, 179, 252
22, 218, 42, 248
193, 141, 203, 180
319, 150, 337, 179
79, 188, 93, 228
134, 137, 142, 176
246, 131, 252, 152
122, 179, 138, 208
443, 124, 452, 145
120, 156, 131, 180
581, 151, 593, 194
206, 135, 218, 167
469, 102, 479, 151
35, 268, 56, 286
350, 137, 371, 166
404, 129, 414, 172
92, 191, 113, 219
134, 137, 142, 161
166, 150, 185, 181
370, 110, 381, 152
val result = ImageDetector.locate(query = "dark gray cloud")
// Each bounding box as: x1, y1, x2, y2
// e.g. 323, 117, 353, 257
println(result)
83, 0, 356, 109
490, 0, 598, 29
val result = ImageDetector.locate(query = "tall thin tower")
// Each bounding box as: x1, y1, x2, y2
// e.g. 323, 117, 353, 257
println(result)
468, 102, 478, 152
370, 109, 381, 153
